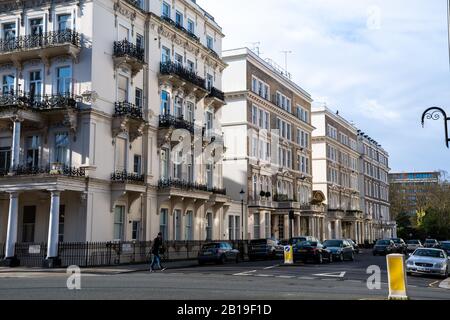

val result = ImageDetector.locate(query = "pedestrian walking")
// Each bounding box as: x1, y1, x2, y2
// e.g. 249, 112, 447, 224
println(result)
150, 232, 166, 272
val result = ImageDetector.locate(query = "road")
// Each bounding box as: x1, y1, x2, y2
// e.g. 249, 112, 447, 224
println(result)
0, 251, 448, 300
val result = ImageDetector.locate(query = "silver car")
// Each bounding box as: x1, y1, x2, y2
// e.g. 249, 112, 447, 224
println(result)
406, 248, 449, 278
406, 239, 423, 253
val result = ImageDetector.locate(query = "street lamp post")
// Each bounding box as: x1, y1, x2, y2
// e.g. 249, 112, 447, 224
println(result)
421, 107, 450, 148
239, 189, 245, 240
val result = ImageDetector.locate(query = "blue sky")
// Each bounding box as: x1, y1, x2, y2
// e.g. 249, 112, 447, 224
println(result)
198, 0, 450, 173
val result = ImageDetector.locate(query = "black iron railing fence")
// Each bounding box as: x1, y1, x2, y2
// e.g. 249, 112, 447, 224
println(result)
0, 91, 78, 110
160, 61, 206, 90
207, 87, 225, 102
159, 114, 197, 133
0, 165, 86, 177
114, 102, 144, 119
113, 40, 145, 63
111, 170, 145, 183
0, 30, 81, 53
2, 240, 252, 267
158, 179, 227, 195
161, 15, 200, 42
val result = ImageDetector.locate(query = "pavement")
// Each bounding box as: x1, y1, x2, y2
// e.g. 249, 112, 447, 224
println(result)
0, 250, 448, 300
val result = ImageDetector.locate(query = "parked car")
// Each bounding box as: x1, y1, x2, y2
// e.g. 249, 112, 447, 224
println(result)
406, 240, 423, 253
294, 240, 333, 264
346, 239, 360, 254
198, 242, 240, 265
424, 239, 441, 248
372, 239, 396, 256
406, 248, 449, 278
248, 239, 283, 261
440, 241, 450, 256
390, 238, 407, 254
322, 239, 354, 261
291, 236, 318, 258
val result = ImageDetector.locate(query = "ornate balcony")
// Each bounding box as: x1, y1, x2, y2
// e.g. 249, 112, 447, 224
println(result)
112, 102, 146, 143
158, 114, 197, 133
0, 30, 81, 67
160, 16, 200, 42
0, 164, 86, 177
113, 40, 145, 77
158, 178, 209, 192
205, 87, 226, 109
159, 62, 208, 99
111, 170, 145, 184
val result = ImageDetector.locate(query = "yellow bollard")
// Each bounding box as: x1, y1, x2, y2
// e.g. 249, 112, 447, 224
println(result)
386, 254, 409, 300
284, 245, 293, 265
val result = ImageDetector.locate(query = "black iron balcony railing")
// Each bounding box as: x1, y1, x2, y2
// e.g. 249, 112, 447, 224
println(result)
0, 30, 80, 53
114, 102, 143, 120
160, 61, 206, 90
113, 40, 145, 63
158, 178, 209, 193
0, 91, 78, 110
159, 114, 200, 133
273, 194, 296, 202
111, 170, 145, 183
207, 87, 225, 102
209, 187, 227, 196
160, 15, 200, 42
0, 165, 86, 177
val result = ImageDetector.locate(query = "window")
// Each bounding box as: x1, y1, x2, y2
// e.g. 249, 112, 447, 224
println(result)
162, 46, 171, 63
0, 138, 11, 172
228, 215, 235, 240
175, 11, 183, 26
174, 209, 182, 240
58, 205, 65, 242
160, 209, 168, 240
161, 90, 170, 114
26, 136, 40, 168
175, 53, 183, 67
276, 91, 291, 112
162, 2, 171, 18
258, 109, 264, 128
57, 14, 71, 32
2, 22, 16, 41
187, 19, 195, 34
56, 66, 72, 94
327, 125, 337, 139
206, 212, 213, 240
278, 216, 284, 240
252, 105, 258, 125
173, 151, 183, 180
132, 221, 140, 240
185, 211, 193, 240
2, 74, 14, 94
54, 132, 69, 165
205, 111, 213, 131
206, 163, 213, 189
175, 96, 183, 118
29, 71, 42, 99
276, 118, 291, 140
251, 76, 269, 100
206, 74, 213, 91
135, 88, 143, 108
160, 148, 169, 179
263, 111, 269, 129
114, 206, 125, 240
187, 60, 195, 73
253, 213, 260, 239
206, 35, 214, 50
296, 106, 309, 123
29, 18, 43, 36
22, 206, 36, 243
133, 154, 141, 175
136, 33, 144, 50
115, 137, 126, 172
117, 74, 128, 102
186, 102, 194, 123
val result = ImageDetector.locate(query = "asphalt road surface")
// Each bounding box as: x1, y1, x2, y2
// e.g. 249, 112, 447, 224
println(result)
0, 251, 448, 300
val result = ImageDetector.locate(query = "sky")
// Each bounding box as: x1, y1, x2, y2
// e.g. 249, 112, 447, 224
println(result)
197, 0, 450, 173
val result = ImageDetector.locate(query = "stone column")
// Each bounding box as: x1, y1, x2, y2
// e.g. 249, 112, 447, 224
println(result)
2, 192, 20, 266
44, 191, 61, 268
10, 118, 22, 171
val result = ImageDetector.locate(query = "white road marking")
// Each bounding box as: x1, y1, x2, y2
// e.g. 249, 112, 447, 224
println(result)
264, 265, 279, 270
233, 270, 257, 276
298, 276, 316, 280
277, 275, 296, 279
438, 278, 450, 289
255, 274, 273, 277
313, 271, 346, 278
346, 280, 362, 283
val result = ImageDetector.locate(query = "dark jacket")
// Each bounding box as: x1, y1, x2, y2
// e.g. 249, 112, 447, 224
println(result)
152, 237, 163, 255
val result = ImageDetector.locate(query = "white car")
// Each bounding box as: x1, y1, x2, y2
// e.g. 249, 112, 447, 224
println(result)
406, 239, 423, 253
406, 248, 449, 278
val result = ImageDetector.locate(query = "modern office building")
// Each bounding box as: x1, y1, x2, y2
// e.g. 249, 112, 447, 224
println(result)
221, 48, 326, 241
0, 0, 229, 266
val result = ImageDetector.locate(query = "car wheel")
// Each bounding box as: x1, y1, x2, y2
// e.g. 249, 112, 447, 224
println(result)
317, 254, 323, 264
218, 255, 226, 265
349, 252, 354, 261
339, 253, 344, 262
327, 254, 333, 263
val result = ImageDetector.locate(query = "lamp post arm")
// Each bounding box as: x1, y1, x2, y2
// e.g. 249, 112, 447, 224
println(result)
421, 107, 450, 148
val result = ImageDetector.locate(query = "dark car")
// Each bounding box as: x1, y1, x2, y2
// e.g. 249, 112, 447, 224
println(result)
294, 240, 333, 264
198, 242, 240, 265
424, 239, 440, 248
291, 236, 318, 257
390, 238, 407, 254
248, 239, 283, 261
440, 241, 450, 255
346, 239, 360, 254
322, 239, 355, 261
372, 239, 395, 256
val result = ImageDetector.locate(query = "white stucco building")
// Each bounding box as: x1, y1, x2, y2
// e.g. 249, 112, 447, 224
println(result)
0, 0, 229, 266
